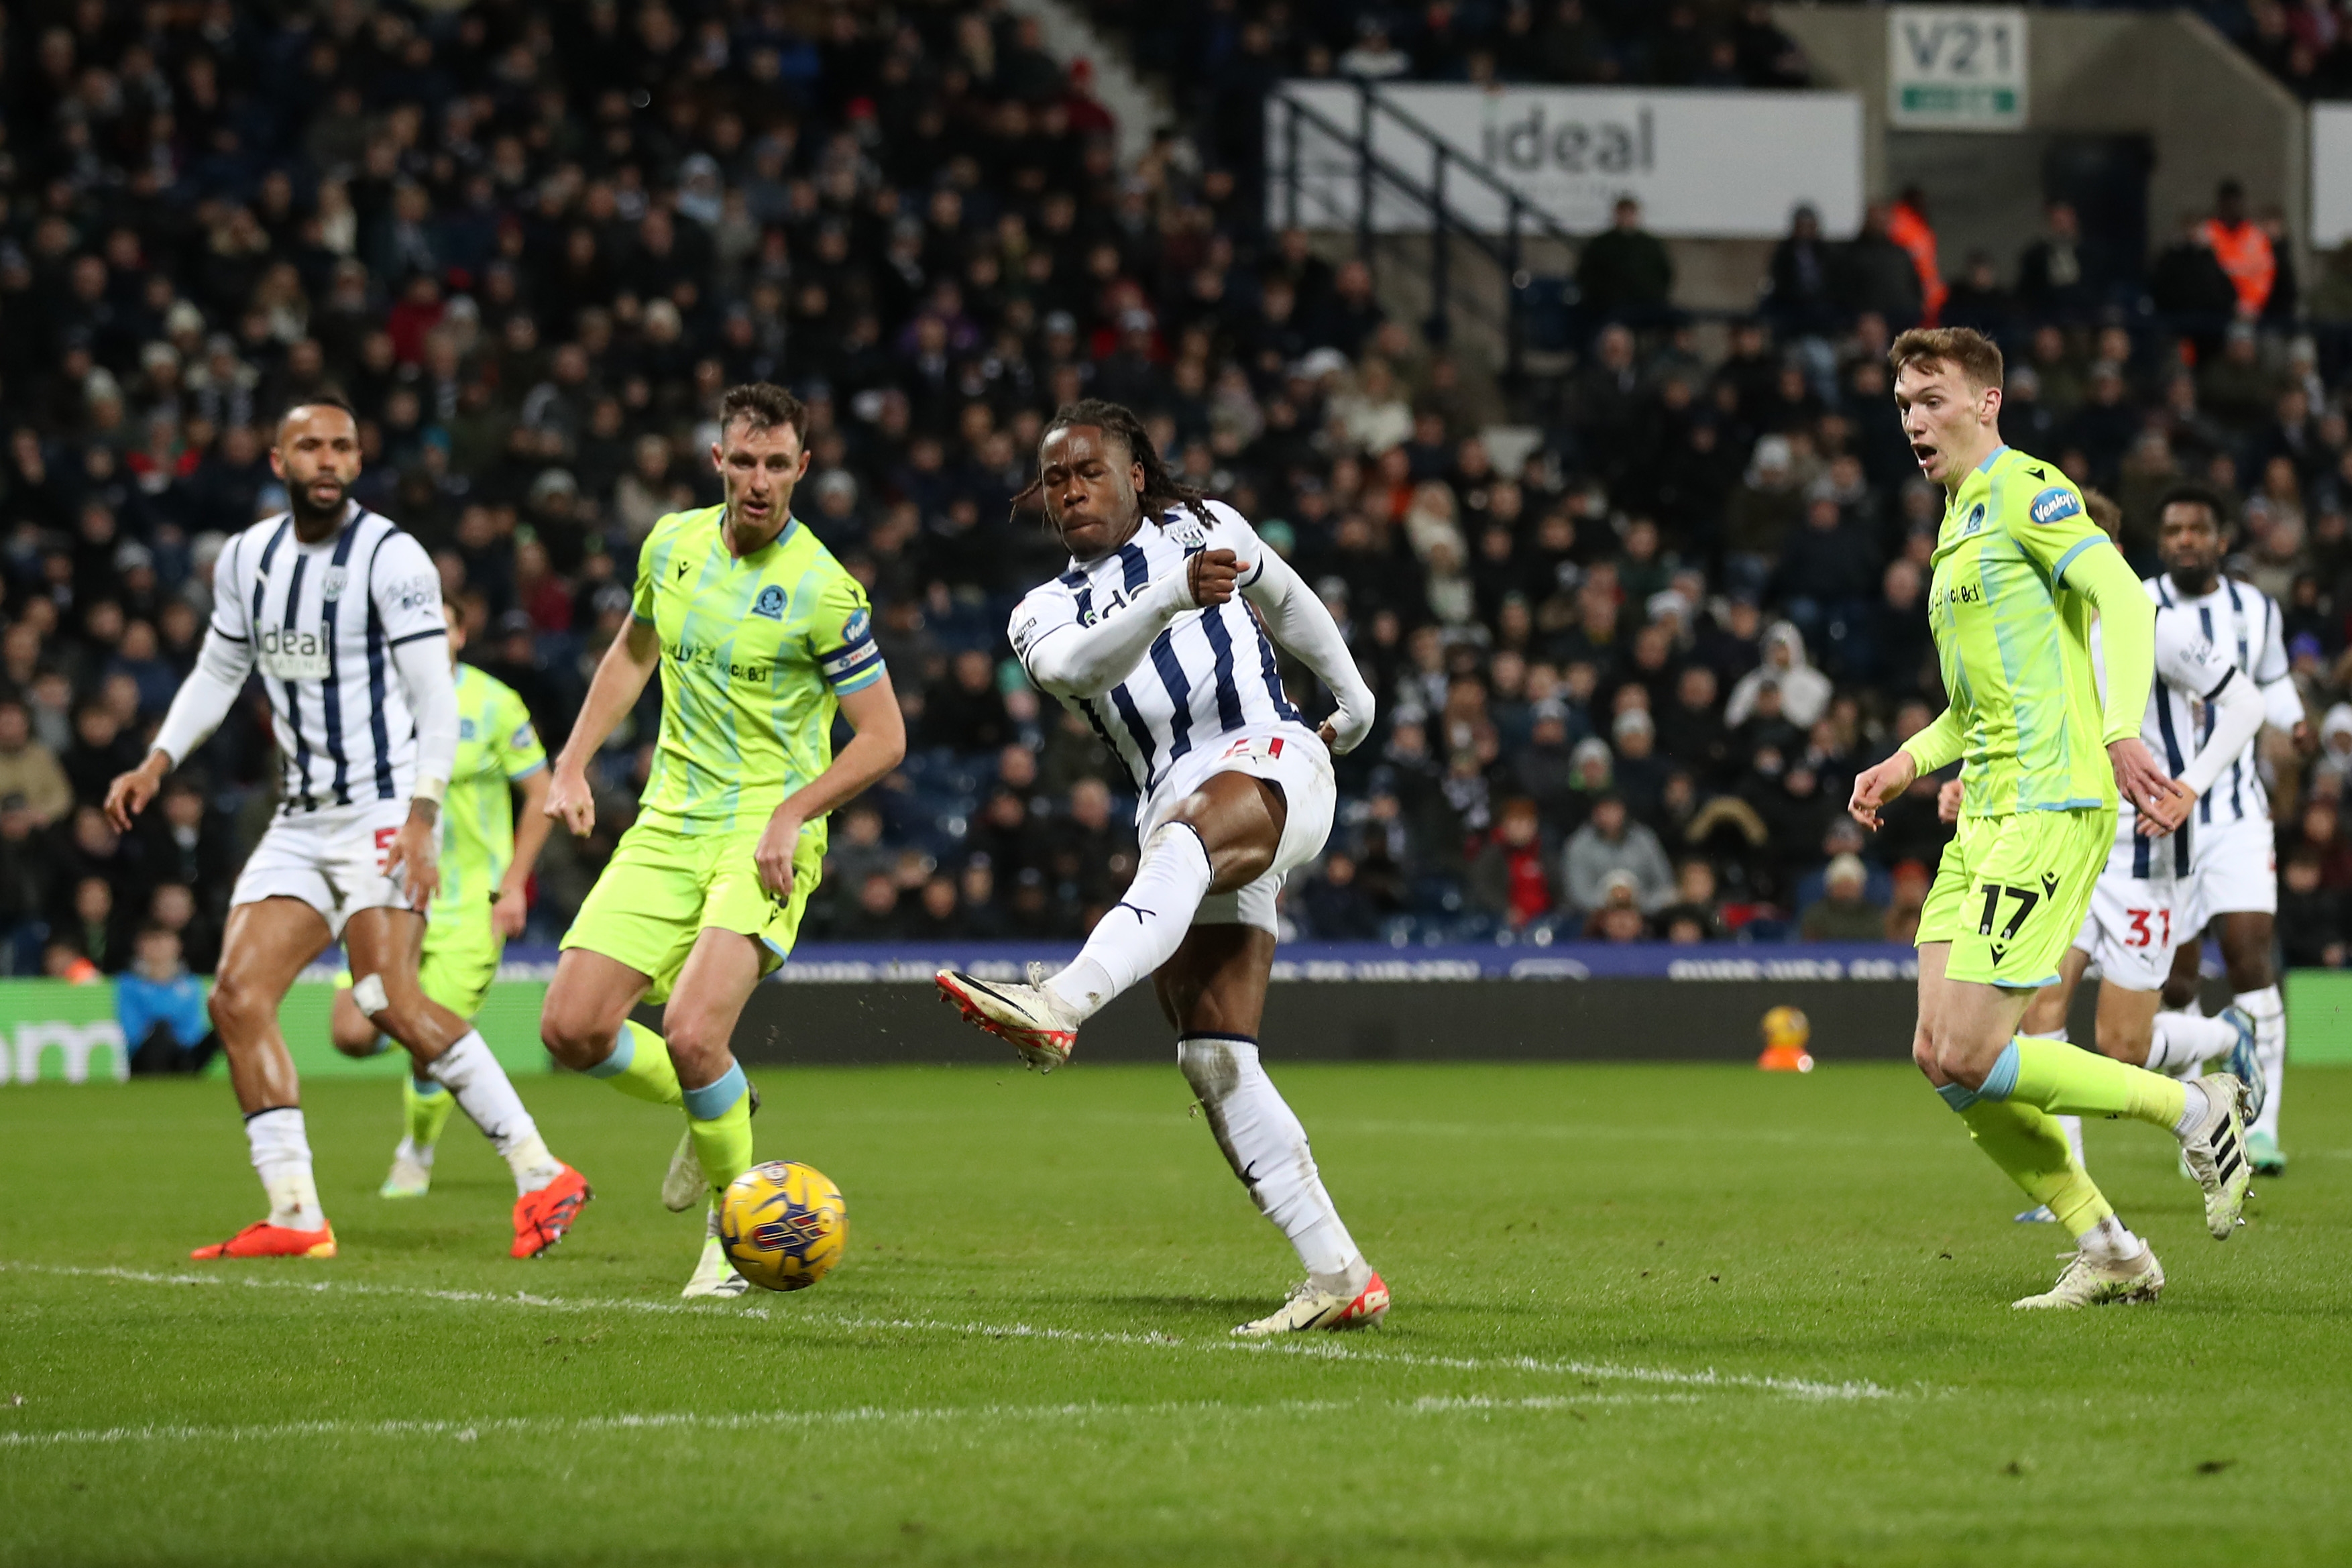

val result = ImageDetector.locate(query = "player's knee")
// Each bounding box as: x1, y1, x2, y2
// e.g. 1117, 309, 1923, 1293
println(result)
207, 973, 266, 1034
2091, 1017, 2141, 1063
538, 1003, 602, 1068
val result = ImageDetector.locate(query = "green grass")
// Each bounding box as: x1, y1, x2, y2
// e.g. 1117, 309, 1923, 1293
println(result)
3, 1061, 2349, 1567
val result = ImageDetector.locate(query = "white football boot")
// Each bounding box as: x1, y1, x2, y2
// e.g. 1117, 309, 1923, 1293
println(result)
681, 1207, 748, 1300
935, 964, 1080, 1071
1233, 1270, 1390, 1337
2013, 1245, 2165, 1309
2178, 1074, 2255, 1240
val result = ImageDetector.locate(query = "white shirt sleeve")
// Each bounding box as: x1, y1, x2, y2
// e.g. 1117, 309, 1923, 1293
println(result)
1013, 569, 1194, 700
207, 532, 252, 643
2151, 608, 2236, 701
370, 531, 447, 649
1217, 505, 1377, 753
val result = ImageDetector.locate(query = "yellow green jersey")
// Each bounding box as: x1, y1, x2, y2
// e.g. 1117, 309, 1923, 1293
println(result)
435, 663, 547, 919
1900, 445, 2153, 817
630, 505, 885, 842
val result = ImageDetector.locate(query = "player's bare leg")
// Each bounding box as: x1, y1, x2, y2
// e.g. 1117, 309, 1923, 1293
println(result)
343, 907, 589, 1254
542, 936, 763, 1297
938, 770, 1283, 1068
327, 921, 455, 1198
190, 897, 339, 1257
1156, 920, 1388, 1337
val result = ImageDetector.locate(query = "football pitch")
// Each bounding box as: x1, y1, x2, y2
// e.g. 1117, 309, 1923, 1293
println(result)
3, 1060, 2347, 1567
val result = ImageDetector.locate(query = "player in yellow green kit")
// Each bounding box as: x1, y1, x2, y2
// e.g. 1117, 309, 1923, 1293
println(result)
330, 609, 551, 1197
1848, 328, 2257, 1310
539, 383, 905, 1298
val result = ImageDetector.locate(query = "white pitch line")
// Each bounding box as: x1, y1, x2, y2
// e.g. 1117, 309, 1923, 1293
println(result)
0, 1393, 1704, 1450
0, 1260, 1901, 1402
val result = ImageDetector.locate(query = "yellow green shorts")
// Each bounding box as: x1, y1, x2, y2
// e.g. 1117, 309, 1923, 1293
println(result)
559, 816, 822, 1004
335, 909, 504, 1021
1917, 806, 2113, 989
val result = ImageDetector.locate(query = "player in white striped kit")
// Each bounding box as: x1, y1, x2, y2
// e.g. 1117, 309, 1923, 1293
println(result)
2148, 485, 2309, 1174
104, 401, 589, 1260
934, 400, 1386, 1337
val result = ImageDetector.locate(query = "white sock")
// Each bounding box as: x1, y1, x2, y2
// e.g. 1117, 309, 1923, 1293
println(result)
246, 1108, 325, 1231
2173, 1080, 2211, 1139
2147, 1011, 2237, 1076
1043, 823, 1216, 1020
425, 1032, 561, 1192
2235, 985, 2285, 1139
2079, 1212, 2143, 1264
1178, 1034, 1366, 1291
392, 1135, 434, 1168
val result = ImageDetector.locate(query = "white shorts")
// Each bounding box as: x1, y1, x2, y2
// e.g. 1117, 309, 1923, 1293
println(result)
2178, 810, 2278, 930
1138, 728, 1337, 934
2073, 826, 2183, 993
229, 799, 418, 939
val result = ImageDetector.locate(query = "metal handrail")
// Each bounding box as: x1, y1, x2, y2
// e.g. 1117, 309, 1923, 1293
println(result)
1270, 77, 1585, 384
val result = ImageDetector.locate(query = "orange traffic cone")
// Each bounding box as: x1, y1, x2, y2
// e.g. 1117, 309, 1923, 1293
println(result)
1758, 1005, 1815, 1072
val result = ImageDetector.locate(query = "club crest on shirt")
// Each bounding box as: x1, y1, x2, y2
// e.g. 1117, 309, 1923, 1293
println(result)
1962, 503, 1986, 535
459, 718, 478, 740
321, 565, 349, 602
752, 583, 787, 620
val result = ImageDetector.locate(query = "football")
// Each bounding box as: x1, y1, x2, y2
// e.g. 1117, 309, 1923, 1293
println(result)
717, 1161, 848, 1292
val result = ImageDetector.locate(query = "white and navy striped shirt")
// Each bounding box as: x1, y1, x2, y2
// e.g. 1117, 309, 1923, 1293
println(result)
208, 505, 445, 814
2097, 608, 2242, 879
2145, 572, 2290, 827
1009, 499, 1311, 807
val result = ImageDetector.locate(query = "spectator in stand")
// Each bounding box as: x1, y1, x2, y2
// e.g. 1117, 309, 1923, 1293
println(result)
1467, 797, 1557, 932
2278, 850, 2345, 968
1563, 794, 1674, 917
0, 699, 72, 826
1799, 853, 1887, 941
1577, 198, 1675, 328
119, 923, 217, 1076
2017, 201, 2098, 322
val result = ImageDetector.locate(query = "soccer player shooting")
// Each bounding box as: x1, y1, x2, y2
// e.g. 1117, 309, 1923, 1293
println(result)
1846, 329, 2259, 1309
934, 400, 1388, 1336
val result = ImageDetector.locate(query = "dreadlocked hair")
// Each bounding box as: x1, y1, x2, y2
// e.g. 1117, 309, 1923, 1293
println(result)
1011, 398, 1210, 529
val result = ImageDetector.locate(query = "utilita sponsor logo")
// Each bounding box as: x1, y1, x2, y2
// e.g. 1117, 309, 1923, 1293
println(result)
1479, 105, 1656, 176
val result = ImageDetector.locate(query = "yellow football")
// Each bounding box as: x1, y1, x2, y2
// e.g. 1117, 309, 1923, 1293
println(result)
718, 1160, 848, 1292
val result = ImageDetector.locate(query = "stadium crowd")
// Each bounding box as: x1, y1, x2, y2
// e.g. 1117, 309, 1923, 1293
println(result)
6, 1, 2352, 977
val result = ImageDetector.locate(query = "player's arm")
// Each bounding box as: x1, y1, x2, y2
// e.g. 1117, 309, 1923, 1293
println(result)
109, 620, 256, 829
2143, 622, 2265, 834
2250, 595, 2311, 746
2061, 542, 2174, 821
496, 697, 553, 940
1015, 555, 1236, 700
1239, 538, 1376, 754
1848, 705, 1961, 830
387, 629, 458, 912
753, 581, 906, 898
549, 533, 667, 836
364, 533, 457, 907
752, 682, 907, 900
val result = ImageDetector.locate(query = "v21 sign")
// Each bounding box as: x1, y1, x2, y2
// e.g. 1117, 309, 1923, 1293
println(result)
1888, 6, 2029, 131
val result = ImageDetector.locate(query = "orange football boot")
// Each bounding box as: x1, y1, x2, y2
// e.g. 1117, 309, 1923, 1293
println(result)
512, 1164, 592, 1257
190, 1221, 337, 1259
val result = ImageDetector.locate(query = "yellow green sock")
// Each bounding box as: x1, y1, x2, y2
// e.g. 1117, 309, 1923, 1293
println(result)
582, 1020, 684, 1107
402, 1074, 455, 1150
1995, 1036, 2187, 1129
1958, 1099, 2114, 1239
683, 1061, 754, 1196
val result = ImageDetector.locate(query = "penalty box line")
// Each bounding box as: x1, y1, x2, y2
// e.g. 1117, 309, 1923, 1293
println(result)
0, 1393, 1711, 1451
0, 1260, 1903, 1404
